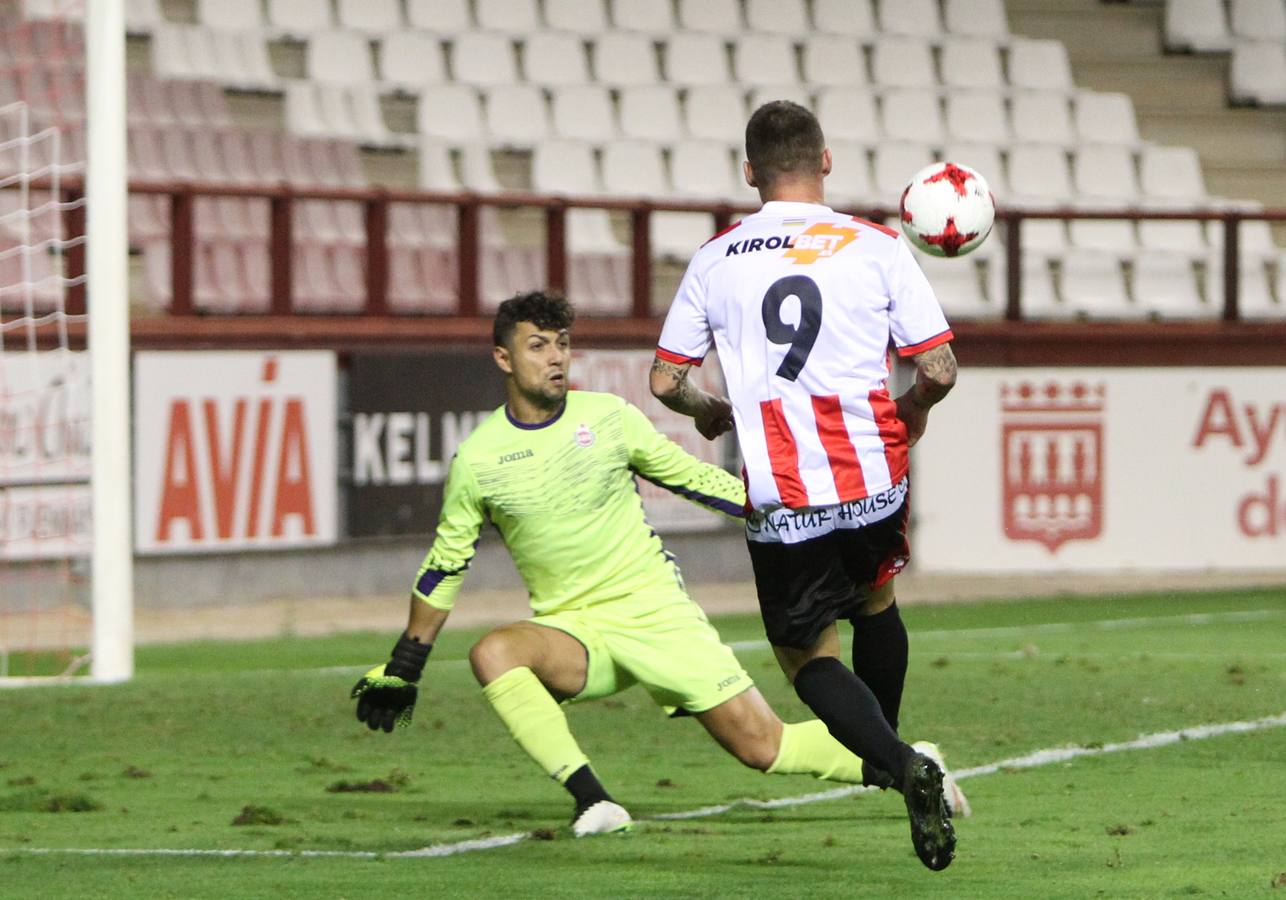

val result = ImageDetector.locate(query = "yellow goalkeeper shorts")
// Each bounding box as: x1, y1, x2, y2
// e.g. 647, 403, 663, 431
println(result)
529, 591, 752, 715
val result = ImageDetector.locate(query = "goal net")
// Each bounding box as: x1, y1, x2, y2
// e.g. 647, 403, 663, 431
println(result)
1, 0, 131, 683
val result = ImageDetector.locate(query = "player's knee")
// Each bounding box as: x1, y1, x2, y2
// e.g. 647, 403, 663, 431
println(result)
469, 630, 525, 684
735, 736, 780, 772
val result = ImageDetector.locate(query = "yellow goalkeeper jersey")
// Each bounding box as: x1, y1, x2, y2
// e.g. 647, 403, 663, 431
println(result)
413, 390, 745, 615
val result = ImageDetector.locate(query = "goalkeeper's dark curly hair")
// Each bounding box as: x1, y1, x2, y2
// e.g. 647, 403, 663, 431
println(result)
493, 291, 576, 349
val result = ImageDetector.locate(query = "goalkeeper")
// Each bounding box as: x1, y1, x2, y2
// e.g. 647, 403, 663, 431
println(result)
352, 292, 957, 837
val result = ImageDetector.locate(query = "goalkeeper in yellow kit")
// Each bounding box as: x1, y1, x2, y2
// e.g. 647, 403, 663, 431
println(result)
351, 291, 905, 836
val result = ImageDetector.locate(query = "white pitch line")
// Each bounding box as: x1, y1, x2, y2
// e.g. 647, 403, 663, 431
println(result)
6, 709, 1284, 862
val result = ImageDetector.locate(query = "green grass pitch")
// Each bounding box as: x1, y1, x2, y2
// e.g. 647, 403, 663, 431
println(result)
1, 587, 1283, 899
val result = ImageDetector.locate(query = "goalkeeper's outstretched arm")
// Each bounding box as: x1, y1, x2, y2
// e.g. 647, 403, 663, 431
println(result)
351, 598, 451, 734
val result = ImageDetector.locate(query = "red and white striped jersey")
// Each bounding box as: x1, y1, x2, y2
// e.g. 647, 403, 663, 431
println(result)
657, 200, 953, 512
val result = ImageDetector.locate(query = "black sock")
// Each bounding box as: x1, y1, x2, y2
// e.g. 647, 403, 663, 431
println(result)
793, 657, 914, 787
851, 601, 909, 731
564, 764, 612, 816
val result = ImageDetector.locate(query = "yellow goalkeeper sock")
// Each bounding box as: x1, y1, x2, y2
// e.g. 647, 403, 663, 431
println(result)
481, 666, 590, 785
766, 719, 865, 784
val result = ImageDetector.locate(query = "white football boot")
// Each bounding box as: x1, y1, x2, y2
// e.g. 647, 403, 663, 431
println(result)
911, 741, 972, 819
571, 800, 634, 837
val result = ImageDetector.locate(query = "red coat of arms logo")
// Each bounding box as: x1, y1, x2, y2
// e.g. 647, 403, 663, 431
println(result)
1001, 381, 1104, 553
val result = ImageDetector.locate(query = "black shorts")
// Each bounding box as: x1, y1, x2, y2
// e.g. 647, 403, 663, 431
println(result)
747, 502, 910, 650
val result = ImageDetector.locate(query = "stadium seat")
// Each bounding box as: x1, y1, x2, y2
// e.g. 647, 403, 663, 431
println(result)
916, 252, 999, 319
416, 85, 485, 143
608, 0, 676, 34
801, 35, 868, 87
943, 0, 1009, 39
545, 0, 610, 34
1137, 199, 1208, 258
417, 139, 461, 191
1074, 92, 1141, 146
677, 0, 745, 36
457, 143, 505, 192
405, 0, 473, 33
475, 0, 541, 34
733, 35, 801, 87
664, 33, 732, 85
481, 245, 547, 312
825, 140, 876, 207
1009, 144, 1074, 257
592, 33, 663, 86
306, 31, 375, 86
749, 85, 813, 111
1164, 0, 1233, 51
1074, 145, 1140, 201
945, 91, 1009, 144
1007, 38, 1074, 93
684, 85, 749, 148
452, 33, 519, 86
943, 141, 1009, 199
939, 37, 1005, 92
1002, 254, 1064, 320
878, 0, 943, 37
267, 0, 333, 38
1011, 92, 1075, 147
380, 33, 448, 90
152, 27, 275, 92
601, 141, 667, 197
532, 140, 599, 195
1068, 198, 1138, 257
872, 141, 935, 198
815, 86, 882, 146
484, 84, 550, 148
550, 85, 618, 142
670, 140, 742, 202
812, 0, 877, 38
216, 32, 279, 92
871, 37, 937, 89
1206, 257, 1278, 317
881, 89, 945, 145
746, 0, 810, 36
618, 86, 683, 142
1205, 202, 1281, 260
123, 0, 162, 33
196, 0, 261, 31
336, 0, 402, 33
1229, 42, 1286, 105
1140, 145, 1206, 199
524, 33, 591, 86
1133, 253, 1207, 319
1060, 252, 1134, 319
1229, 0, 1286, 41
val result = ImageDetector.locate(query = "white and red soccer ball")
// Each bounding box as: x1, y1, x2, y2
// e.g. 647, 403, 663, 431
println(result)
899, 162, 995, 258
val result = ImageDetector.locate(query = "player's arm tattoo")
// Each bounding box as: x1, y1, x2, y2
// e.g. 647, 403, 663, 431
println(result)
650, 357, 707, 416
908, 343, 958, 409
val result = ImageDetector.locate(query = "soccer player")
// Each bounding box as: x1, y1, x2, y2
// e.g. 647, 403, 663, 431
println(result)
351, 291, 890, 838
650, 101, 964, 871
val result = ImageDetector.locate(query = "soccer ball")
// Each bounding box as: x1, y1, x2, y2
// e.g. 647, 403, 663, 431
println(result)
899, 162, 995, 258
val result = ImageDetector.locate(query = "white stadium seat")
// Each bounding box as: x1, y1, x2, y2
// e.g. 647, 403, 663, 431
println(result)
380, 33, 448, 90
812, 0, 877, 39
1207, 258, 1276, 314
418, 139, 462, 191
939, 37, 1005, 91
664, 33, 732, 85
880, 89, 945, 145
871, 37, 936, 89
650, 211, 721, 262
484, 84, 550, 148
417, 84, 484, 143
684, 85, 748, 148
670, 140, 743, 202
532, 140, 600, 195
550, 85, 618, 141
1140, 145, 1206, 200
1007, 38, 1074, 92
1060, 252, 1134, 319
267, 0, 333, 37
1074, 145, 1140, 201
1074, 92, 1141, 145
1137, 199, 1209, 258
877, 0, 943, 38
618, 85, 683, 142
677, 0, 744, 36
748, 85, 813, 111
1229, 0, 1286, 41
601, 141, 668, 197
406, 0, 472, 33
452, 34, 519, 86
592, 33, 663, 86
1011, 92, 1075, 148
608, 0, 675, 34
915, 252, 999, 319
733, 34, 801, 87
943, 141, 1009, 199
1009, 143, 1074, 201
475, 0, 540, 34
1230, 42, 1286, 105
306, 31, 375, 86
524, 33, 591, 86
196, 0, 260, 31
1068, 199, 1138, 257
945, 92, 1010, 145
815, 86, 882, 146
943, 0, 1009, 39
802, 35, 867, 87
337, 0, 402, 34
1164, 0, 1233, 51
544, 0, 610, 35
872, 141, 935, 198
746, 0, 811, 37
825, 140, 876, 206
1008, 255, 1065, 320
458, 143, 504, 192
1133, 254, 1207, 319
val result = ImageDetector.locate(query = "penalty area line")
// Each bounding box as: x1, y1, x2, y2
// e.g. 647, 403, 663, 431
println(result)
5, 710, 1284, 862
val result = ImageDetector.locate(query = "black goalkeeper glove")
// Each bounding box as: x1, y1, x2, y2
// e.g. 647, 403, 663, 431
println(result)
351, 633, 432, 733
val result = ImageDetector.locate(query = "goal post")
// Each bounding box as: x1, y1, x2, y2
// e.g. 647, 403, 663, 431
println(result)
86, 0, 132, 683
